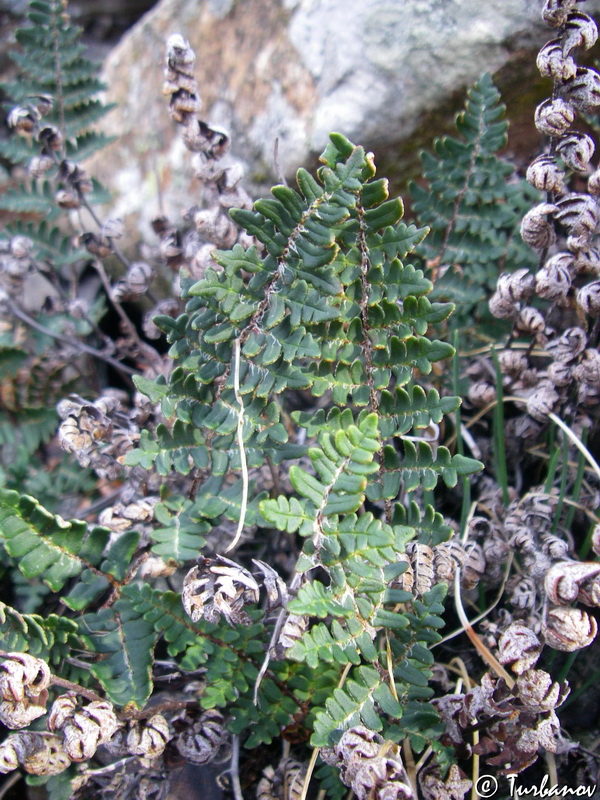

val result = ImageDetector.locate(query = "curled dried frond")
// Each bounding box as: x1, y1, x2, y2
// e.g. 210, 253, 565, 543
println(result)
573, 348, 600, 386
61, 701, 119, 762
526, 155, 566, 193
526, 384, 560, 421
521, 204, 558, 249
276, 613, 309, 658
544, 560, 600, 605
252, 560, 289, 611
554, 193, 599, 237
547, 361, 572, 387
499, 349, 528, 376
537, 39, 577, 81
561, 11, 599, 54
516, 669, 569, 712
47, 692, 78, 732
543, 605, 598, 651
0, 653, 51, 704
419, 764, 472, 800
497, 623, 542, 674
576, 280, 600, 315
556, 132, 595, 172
175, 709, 228, 765
325, 726, 414, 800
535, 98, 575, 137
563, 67, 600, 113
546, 327, 587, 363
406, 542, 435, 597
543, 0, 581, 28
125, 262, 155, 295
535, 255, 572, 300
126, 714, 171, 759
468, 381, 496, 408
182, 556, 260, 626
257, 758, 307, 800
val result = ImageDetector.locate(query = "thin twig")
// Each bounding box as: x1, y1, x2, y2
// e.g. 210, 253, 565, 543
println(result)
254, 571, 304, 704
79, 756, 138, 779
0, 772, 22, 800
434, 553, 513, 648
453, 570, 515, 689
89, 255, 162, 370
548, 412, 600, 483
226, 338, 249, 553
229, 735, 244, 800
49, 675, 106, 702
10, 303, 136, 378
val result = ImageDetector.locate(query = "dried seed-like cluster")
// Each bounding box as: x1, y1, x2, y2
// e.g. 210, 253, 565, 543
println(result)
0, 732, 70, 776
389, 534, 486, 598
486, 0, 600, 439
175, 709, 228, 765
0, 653, 50, 729
57, 391, 141, 480
257, 757, 307, 800
436, 652, 570, 776
182, 555, 260, 625
51, 698, 119, 761
161, 34, 254, 285
321, 726, 414, 800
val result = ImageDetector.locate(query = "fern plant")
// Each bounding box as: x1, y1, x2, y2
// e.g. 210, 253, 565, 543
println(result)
0, 0, 113, 281
0, 127, 482, 798
410, 73, 539, 337
0, 0, 114, 171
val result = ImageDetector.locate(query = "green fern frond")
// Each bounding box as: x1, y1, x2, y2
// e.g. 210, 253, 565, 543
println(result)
410, 73, 539, 335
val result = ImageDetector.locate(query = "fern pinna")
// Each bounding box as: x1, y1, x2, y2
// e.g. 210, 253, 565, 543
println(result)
0, 134, 481, 796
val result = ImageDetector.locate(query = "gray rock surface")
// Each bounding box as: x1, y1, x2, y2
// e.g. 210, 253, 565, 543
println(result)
92, 0, 600, 235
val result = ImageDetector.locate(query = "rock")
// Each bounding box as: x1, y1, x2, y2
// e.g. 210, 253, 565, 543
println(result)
92, 0, 600, 236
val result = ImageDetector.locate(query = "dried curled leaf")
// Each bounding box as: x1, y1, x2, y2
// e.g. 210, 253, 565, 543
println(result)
576, 281, 600, 316
419, 764, 472, 800
526, 155, 566, 194
544, 561, 600, 605
543, 605, 598, 651
546, 327, 587, 363
516, 669, 569, 713
126, 714, 171, 759
325, 726, 414, 800
521, 203, 558, 249
182, 556, 260, 626
498, 623, 542, 674
556, 132, 595, 172
537, 39, 576, 81
0, 732, 70, 776
564, 67, 600, 113
252, 560, 289, 611
554, 193, 599, 238
0, 653, 51, 703
47, 692, 78, 732
561, 11, 598, 54
175, 709, 228, 765
526, 384, 560, 421
61, 701, 119, 762
257, 758, 307, 800
534, 98, 575, 137
543, 0, 581, 28
535, 254, 572, 300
